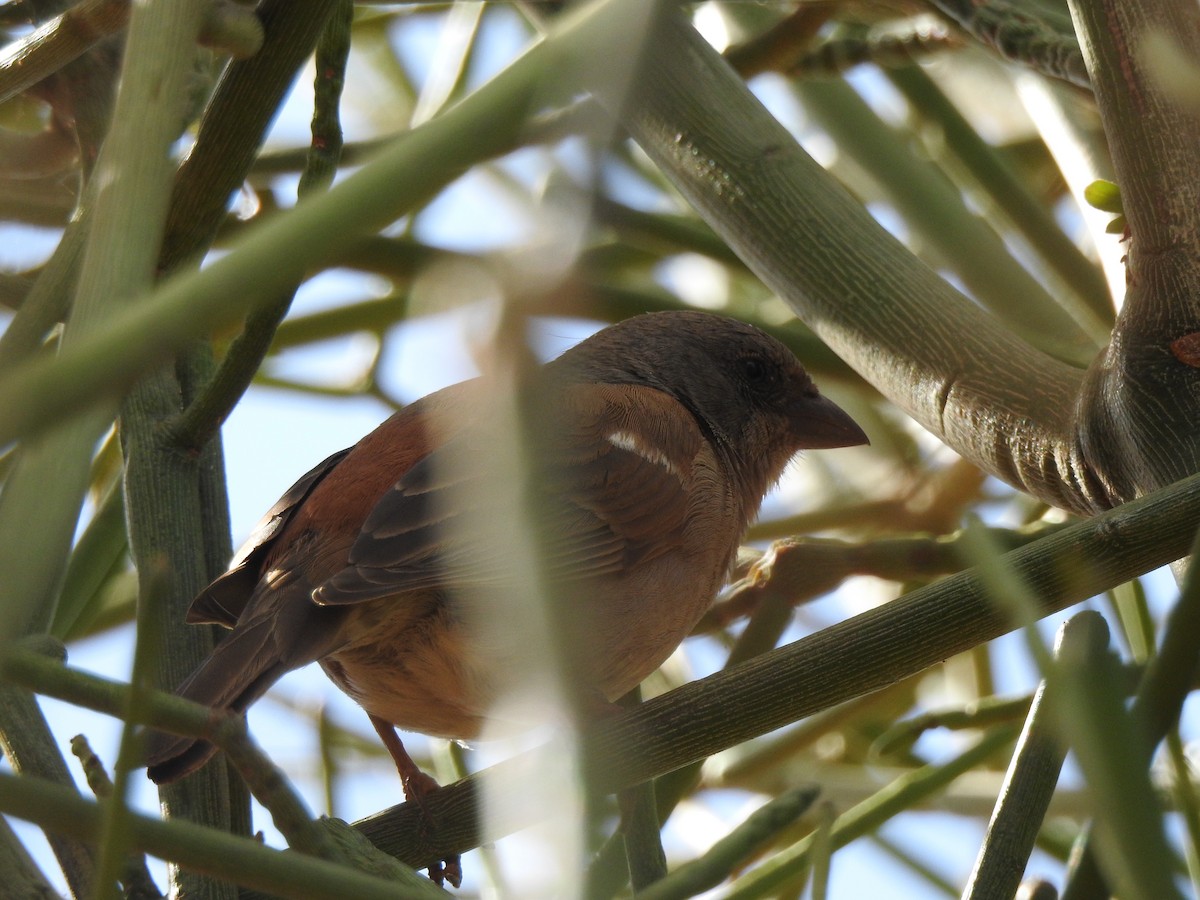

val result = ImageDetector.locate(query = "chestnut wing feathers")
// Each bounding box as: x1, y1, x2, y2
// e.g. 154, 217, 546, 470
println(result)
187, 447, 353, 627
313, 384, 702, 606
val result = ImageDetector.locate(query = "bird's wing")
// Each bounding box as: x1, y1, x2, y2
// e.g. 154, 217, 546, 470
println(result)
186, 447, 353, 627
312, 383, 706, 606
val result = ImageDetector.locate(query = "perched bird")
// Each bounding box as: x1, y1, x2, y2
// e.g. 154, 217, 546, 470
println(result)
145, 311, 866, 799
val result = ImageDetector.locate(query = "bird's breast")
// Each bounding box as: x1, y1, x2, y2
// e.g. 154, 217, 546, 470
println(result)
320, 588, 493, 740
320, 471, 742, 739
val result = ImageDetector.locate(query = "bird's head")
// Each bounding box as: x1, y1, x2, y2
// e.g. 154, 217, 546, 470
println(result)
554, 310, 867, 504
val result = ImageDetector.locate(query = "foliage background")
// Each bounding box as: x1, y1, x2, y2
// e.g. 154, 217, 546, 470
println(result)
2, 0, 1200, 898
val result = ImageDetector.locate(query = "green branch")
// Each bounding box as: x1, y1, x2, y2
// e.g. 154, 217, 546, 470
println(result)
609, 10, 1100, 513
0, 773, 443, 900
0, 0, 661, 447
167, 0, 353, 452
1069, 0, 1200, 500
355, 467, 1200, 867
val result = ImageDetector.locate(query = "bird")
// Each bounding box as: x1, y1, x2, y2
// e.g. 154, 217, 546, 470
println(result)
144, 310, 866, 839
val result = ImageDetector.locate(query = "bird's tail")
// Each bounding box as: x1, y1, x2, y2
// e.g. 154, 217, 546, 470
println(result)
144, 616, 290, 784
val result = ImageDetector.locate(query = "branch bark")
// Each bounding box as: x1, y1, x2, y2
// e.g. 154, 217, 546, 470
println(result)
1071, 0, 1200, 500
609, 10, 1103, 514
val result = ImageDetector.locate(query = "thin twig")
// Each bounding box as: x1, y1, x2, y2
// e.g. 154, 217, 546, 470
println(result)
69, 736, 161, 899
167, 0, 353, 451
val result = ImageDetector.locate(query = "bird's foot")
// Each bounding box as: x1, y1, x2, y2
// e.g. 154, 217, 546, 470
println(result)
403, 769, 462, 889
369, 714, 462, 888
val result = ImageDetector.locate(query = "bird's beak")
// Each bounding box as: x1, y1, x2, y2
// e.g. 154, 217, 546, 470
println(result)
791, 393, 869, 449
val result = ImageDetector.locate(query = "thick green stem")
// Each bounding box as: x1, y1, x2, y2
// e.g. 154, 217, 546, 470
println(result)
1071, 0, 1200, 500
609, 11, 1102, 513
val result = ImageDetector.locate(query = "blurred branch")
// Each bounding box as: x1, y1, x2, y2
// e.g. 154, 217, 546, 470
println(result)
717, 676, 925, 788
14, 0, 122, 178
1051, 614, 1183, 899
1016, 75, 1125, 302
792, 75, 1099, 366
409, 0, 482, 125
50, 481, 126, 640
0, 215, 84, 371
1063, 520, 1200, 898
787, 26, 961, 76
0, 0, 125, 105
0, 121, 77, 180
722, 726, 1020, 897
752, 457, 989, 540
874, 694, 1034, 758
871, 832, 960, 895
589, 197, 746, 268
722, 3, 831, 78
723, 4, 964, 82
0, 0, 662, 446
249, 136, 393, 179
0, 0, 263, 108
0, 174, 78, 225
699, 523, 1066, 634
810, 802, 834, 900
1164, 729, 1200, 896
635, 786, 820, 900
884, 63, 1113, 331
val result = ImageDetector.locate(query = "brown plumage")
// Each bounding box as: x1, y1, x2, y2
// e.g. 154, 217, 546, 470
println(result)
145, 311, 867, 787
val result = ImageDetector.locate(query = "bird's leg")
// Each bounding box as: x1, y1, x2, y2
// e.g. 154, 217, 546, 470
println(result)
368, 713, 442, 805
368, 713, 462, 889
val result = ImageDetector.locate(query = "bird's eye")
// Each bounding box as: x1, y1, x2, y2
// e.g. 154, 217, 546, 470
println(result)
740, 356, 769, 384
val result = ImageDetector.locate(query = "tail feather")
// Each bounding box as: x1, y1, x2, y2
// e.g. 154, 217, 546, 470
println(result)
146, 577, 354, 784
145, 617, 286, 784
